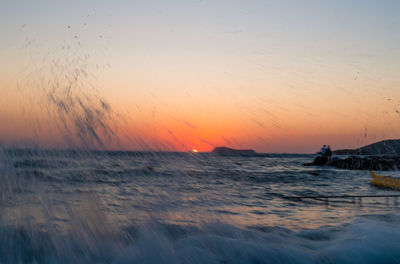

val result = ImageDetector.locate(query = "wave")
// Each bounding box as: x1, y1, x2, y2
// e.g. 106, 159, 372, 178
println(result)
0, 215, 399, 263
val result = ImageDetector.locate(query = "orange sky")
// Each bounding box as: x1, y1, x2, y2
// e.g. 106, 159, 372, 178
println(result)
1, 1, 400, 153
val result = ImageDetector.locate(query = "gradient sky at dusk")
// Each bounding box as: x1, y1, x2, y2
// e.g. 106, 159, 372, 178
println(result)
1, 1, 400, 152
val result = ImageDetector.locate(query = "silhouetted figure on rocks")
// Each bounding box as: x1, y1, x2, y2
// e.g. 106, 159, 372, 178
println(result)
321, 145, 327, 156
312, 145, 330, 165
326, 145, 332, 158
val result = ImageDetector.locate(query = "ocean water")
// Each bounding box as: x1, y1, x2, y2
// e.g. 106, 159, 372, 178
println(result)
1, 149, 400, 263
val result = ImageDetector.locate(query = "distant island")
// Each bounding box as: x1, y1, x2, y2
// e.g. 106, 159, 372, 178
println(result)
334, 139, 400, 155
212, 147, 256, 156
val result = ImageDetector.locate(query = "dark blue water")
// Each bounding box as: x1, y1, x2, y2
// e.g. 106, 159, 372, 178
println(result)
1, 149, 400, 263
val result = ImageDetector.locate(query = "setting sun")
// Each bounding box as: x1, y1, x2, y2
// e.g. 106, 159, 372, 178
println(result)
192, 149, 198, 153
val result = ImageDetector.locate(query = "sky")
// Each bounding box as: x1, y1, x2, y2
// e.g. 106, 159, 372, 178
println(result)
0, 0, 400, 153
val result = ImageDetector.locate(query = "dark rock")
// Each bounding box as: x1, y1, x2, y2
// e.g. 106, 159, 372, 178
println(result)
313, 156, 329, 165
303, 155, 329, 166
303, 155, 400, 171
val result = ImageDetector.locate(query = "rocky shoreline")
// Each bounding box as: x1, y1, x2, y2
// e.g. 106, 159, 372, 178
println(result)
303, 155, 400, 171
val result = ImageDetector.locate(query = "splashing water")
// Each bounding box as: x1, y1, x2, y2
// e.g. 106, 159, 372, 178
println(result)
1, 40, 126, 262
18, 41, 120, 149
2, 37, 400, 264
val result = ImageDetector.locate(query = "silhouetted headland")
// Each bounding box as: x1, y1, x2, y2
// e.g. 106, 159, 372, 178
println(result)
304, 139, 400, 170
334, 139, 400, 155
212, 147, 256, 156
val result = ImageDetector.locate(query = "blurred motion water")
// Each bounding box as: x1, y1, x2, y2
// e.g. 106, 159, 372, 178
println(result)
1, 149, 400, 263
2, 1, 400, 262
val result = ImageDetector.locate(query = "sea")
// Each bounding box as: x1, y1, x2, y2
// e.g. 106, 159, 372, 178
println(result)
1, 149, 400, 263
